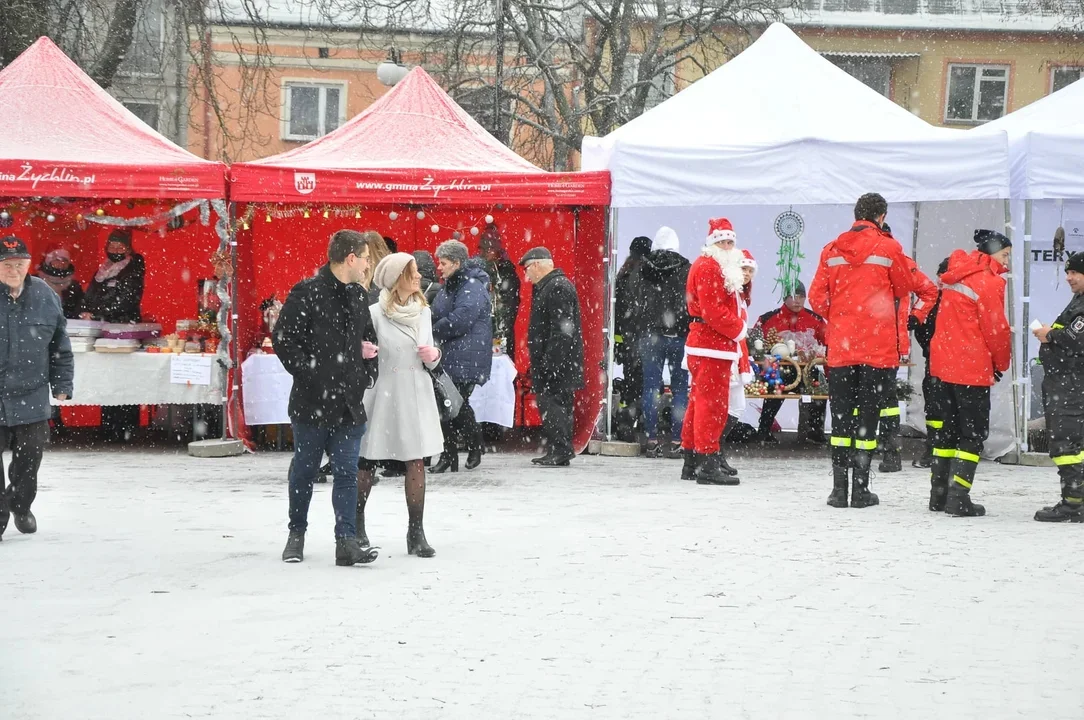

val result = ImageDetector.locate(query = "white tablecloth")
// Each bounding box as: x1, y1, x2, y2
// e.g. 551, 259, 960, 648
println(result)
241, 353, 519, 428
52, 352, 224, 407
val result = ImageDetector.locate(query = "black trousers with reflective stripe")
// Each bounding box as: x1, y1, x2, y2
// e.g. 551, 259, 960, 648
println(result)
1043, 372, 1084, 497
877, 367, 901, 451
929, 382, 990, 489
828, 365, 895, 473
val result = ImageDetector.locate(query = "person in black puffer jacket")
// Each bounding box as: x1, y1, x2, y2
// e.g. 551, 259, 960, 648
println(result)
638, 227, 691, 458
430, 240, 493, 473
614, 235, 652, 440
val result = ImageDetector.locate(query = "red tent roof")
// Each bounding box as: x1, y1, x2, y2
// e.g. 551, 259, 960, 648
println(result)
230, 67, 609, 206
0, 37, 226, 199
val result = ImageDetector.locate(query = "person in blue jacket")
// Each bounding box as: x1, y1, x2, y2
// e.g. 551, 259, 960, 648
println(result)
430, 240, 493, 473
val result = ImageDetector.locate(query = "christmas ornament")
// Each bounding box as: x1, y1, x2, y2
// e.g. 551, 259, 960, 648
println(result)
389, 211, 398, 221
485, 214, 494, 224
417, 211, 426, 220
470, 227, 480, 236
430, 224, 439, 233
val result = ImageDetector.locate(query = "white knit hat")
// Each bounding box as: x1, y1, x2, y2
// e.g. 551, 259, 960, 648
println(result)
372, 252, 415, 290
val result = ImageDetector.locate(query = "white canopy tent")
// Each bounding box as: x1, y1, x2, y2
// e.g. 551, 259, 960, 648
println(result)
974, 78, 1084, 450
583, 22, 1020, 458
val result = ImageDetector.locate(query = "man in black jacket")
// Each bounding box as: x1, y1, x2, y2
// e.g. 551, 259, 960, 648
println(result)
613, 235, 652, 441
273, 230, 379, 566
522, 247, 584, 467
639, 227, 690, 458
0, 236, 73, 541
1033, 252, 1084, 523
479, 224, 521, 359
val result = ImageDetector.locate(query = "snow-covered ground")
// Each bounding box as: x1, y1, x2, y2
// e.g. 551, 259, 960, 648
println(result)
3, 447, 1082, 719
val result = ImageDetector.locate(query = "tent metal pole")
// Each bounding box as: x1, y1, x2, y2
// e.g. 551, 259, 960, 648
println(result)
908, 201, 922, 427
1003, 198, 1023, 460
604, 208, 619, 441
1021, 199, 1033, 451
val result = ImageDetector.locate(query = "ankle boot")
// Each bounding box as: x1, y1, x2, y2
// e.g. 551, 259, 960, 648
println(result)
850, 474, 880, 509
465, 446, 483, 470
717, 445, 739, 477
680, 449, 698, 480
431, 452, 458, 474
336, 537, 380, 566
407, 521, 436, 557
827, 467, 849, 508
944, 481, 985, 517
355, 504, 370, 548
878, 451, 902, 473
695, 454, 740, 486
1035, 498, 1084, 522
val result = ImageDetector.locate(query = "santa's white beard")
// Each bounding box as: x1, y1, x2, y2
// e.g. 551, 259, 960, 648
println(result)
702, 244, 745, 293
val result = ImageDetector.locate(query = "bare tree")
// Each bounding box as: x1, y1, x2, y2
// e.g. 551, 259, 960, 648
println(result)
0, 0, 144, 88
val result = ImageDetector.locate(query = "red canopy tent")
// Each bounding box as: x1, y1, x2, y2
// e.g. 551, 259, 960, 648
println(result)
0, 37, 230, 429
230, 67, 610, 451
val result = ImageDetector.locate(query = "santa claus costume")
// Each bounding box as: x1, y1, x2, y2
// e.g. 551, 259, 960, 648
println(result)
680, 218, 748, 486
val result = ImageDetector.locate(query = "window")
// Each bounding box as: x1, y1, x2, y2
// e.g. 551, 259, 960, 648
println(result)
621, 54, 675, 114
118, 0, 164, 76
828, 57, 892, 97
455, 87, 513, 143
945, 64, 1008, 124
283, 82, 344, 141
123, 101, 160, 131
1051, 66, 1084, 93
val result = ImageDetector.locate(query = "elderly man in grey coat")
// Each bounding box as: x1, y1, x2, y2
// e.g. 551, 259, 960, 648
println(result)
0, 236, 74, 541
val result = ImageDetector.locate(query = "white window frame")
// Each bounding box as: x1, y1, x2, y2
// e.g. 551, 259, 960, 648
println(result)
116, 0, 166, 78
1050, 65, 1084, 94
281, 80, 347, 142
944, 63, 1009, 125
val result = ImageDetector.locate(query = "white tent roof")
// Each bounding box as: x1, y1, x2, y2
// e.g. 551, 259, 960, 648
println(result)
976, 77, 1084, 200
581, 22, 1010, 208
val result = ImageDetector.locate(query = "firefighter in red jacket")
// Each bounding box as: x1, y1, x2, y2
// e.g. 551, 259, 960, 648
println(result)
809, 193, 914, 509
680, 217, 746, 486
877, 239, 940, 473
928, 230, 1012, 517
753, 281, 828, 443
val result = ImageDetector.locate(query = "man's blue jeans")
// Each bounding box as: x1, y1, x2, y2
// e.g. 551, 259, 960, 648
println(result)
288, 422, 364, 539
640, 333, 689, 442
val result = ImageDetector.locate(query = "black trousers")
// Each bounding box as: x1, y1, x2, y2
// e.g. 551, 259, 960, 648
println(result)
757, 398, 827, 437
1043, 372, 1084, 498
877, 368, 901, 452
537, 390, 575, 456
929, 381, 990, 492
922, 373, 944, 440
827, 365, 896, 474
441, 382, 481, 456
0, 421, 50, 515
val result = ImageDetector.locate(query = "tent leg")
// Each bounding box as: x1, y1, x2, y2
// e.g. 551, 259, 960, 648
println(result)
1021, 199, 1033, 451
604, 208, 619, 441
1003, 199, 1023, 462
908, 201, 922, 428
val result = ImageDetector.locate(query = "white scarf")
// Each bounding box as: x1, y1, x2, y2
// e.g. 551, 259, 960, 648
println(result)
380, 289, 424, 337
701, 244, 745, 294
94, 256, 131, 284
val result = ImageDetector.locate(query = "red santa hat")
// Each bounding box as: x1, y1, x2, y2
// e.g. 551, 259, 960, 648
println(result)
740, 248, 757, 274
707, 217, 736, 245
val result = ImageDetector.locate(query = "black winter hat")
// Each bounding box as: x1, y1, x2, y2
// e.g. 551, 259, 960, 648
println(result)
630, 236, 652, 258
937, 256, 951, 277
1066, 251, 1084, 275
974, 229, 1011, 255
785, 280, 807, 298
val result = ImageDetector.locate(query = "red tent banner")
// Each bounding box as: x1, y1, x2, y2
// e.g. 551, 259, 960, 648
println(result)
0, 37, 226, 200
229, 67, 609, 207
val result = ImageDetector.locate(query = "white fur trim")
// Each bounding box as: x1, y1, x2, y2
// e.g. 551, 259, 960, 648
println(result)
735, 323, 748, 342
741, 372, 754, 384
707, 229, 736, 244
685, 346, 740, 361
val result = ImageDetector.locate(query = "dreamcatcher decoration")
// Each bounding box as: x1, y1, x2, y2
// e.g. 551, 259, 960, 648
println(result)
773, 209, 805, 301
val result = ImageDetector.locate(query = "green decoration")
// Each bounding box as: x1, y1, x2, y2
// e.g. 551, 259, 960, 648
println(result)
773, 210, 805, 301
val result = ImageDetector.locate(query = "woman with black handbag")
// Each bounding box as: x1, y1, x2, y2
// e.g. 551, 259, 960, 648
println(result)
356, 253, 445, 558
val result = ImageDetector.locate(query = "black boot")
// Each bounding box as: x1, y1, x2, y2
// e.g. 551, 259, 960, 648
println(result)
1035, 499, 1084, 523
929, 471, 950, 512
827, 467, 849, 508
680, 449, 698, 480
878, 451, 902, 473
407, 521, 436, 557
695, 454, 740, 486
336, 537, 379, 566
913, 436, 933, 468
465, 446, 483, 470
944, 481, 985, 517
430, 452, 458, 474
13, 510, 36, 534
281, 531, 305, 563
850, 478, 880, 508
717, 447, 739, 476
0, 491, 9, 540
355, 504, 370, 548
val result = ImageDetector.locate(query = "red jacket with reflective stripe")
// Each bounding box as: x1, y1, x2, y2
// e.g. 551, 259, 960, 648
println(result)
808, 221, 914, 369
895, 256, 940, 358
929, 249, 1011, 387
756, 305, 827, 345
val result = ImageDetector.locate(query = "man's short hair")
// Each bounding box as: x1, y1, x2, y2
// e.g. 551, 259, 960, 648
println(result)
328, 230, 367, 264
854, 193, 888, 222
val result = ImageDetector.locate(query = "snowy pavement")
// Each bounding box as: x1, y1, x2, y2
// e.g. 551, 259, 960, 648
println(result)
3, 447, 1083, 719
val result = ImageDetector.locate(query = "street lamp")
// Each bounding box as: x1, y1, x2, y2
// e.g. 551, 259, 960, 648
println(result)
377, 47, 409, 86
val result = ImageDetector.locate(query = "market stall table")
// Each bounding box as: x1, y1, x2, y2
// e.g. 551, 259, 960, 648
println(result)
52, 352, 224, 407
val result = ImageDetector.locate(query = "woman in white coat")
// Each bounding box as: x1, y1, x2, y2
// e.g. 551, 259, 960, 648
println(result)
357, 253, 444, 558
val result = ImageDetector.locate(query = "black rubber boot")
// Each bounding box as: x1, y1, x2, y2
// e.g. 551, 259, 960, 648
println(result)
1035, 499, 1084, 523
680, 449, 698, 480
336, 537, 379, 566
695, 454, 740, 486
282, 531, 305, 563
878, 451, 902, 473
430, 452, 458, 474
944, 482, 985, 517
913, 434, 934, 468
13, 510, 36, 534
0, 490, 9, 540
407, 521, 436, 557
827, 467, 849, 508
850, 479, 880, 508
